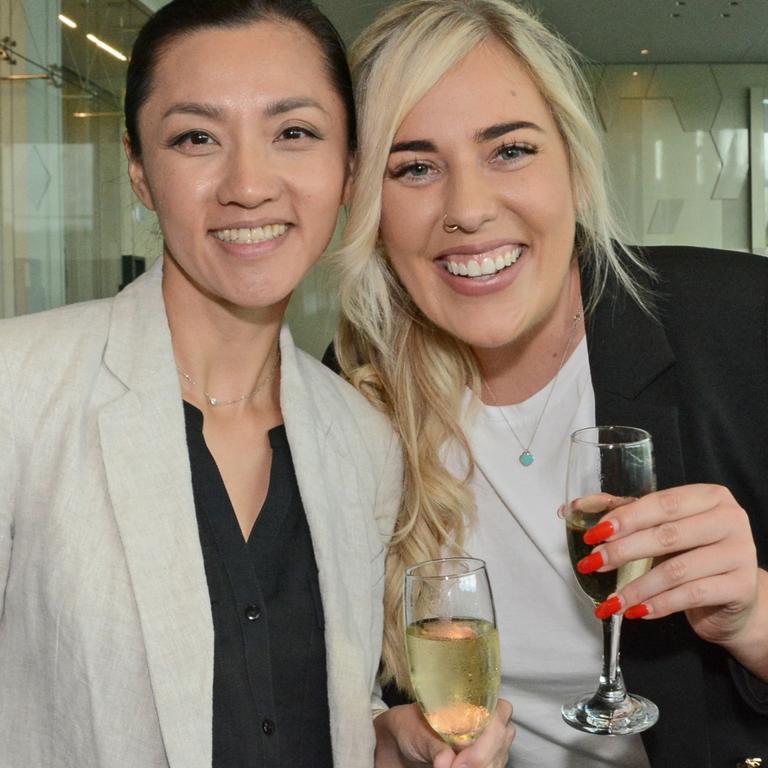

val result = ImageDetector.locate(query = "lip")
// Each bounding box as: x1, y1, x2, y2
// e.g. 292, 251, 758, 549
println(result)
435, 239, 525, 260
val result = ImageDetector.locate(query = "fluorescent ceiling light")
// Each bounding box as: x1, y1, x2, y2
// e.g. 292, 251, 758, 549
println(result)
58, 14, 77, 28
0, 73, 50, 81
73, 111, 123, 118
86, 33, 127, 62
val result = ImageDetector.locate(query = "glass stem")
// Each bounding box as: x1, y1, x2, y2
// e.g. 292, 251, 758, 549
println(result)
596, 614, 627, 701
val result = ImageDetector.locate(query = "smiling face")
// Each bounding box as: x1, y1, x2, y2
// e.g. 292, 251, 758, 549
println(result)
127, 20, 351, 315
379, 37, 578, 354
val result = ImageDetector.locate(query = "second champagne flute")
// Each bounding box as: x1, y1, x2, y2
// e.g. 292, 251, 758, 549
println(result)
562, 426, 659, 735
404, 557, 500, 748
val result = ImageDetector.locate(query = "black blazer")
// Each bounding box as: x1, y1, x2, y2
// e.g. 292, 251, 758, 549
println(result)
328, 244, 768, 766
587, 246, 768, 767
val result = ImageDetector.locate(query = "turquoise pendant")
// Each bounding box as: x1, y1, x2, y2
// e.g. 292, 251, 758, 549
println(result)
519, 450, 534, 467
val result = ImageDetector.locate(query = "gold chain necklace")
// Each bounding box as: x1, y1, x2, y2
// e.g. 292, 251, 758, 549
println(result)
483, 311, 582, 467
177, 348, 280, 408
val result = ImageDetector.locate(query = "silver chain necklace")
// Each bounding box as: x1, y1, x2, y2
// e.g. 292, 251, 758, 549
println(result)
177, 348, 280, 408
483, 310, 582, 467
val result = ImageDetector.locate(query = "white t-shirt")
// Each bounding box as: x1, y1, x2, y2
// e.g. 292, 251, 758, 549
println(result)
455, 338, 651, 767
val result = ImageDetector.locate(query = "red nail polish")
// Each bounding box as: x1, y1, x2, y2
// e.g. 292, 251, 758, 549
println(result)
576, 551, 605, 575
584, 520, 615, 546
624, 603, 650, 620
594, 595, 622, 620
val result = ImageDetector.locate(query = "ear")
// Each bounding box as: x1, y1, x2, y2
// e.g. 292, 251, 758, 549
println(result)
123, 133, 156, 212
341, 154, 355, 206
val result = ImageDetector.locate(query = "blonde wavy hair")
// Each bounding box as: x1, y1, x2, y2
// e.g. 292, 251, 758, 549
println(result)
334, 0, 652, 692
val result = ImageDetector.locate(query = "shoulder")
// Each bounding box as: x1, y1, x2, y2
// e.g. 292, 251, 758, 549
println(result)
291, 345, 394, 437
635, 245, 768, 298
623, 245, 768, 331
0, 297, 113, 371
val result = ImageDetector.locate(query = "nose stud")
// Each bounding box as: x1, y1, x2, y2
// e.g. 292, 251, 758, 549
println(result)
442, 214, 460, 233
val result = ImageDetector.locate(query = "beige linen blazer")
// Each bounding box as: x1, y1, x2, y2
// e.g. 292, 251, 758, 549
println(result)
0, 261, 401, 768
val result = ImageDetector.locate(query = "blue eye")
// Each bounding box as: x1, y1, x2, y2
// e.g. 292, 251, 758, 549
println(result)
391, 161, 432, 179
409, 163, 430, 176
495, 142, 536, 162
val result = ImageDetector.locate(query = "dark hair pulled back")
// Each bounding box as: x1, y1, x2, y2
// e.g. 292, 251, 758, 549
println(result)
124, 0, 356, 157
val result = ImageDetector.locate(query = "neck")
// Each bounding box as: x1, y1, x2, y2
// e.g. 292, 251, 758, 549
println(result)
162, 256, 284, 411
476, 264, 584, 405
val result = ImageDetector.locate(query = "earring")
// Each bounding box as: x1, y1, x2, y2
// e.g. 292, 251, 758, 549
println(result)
442, 214, 460, 233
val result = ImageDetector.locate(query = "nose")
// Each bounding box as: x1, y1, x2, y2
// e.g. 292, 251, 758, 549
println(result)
442, 164, 498, 233
216, 141, 282, 208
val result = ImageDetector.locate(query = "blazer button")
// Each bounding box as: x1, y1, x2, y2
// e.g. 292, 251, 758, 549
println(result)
736, 759, 763, 767
244, 603, 261, 621
261, 718, 275, 736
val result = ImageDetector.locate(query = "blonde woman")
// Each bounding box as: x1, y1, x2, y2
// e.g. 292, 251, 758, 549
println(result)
336, 0, 768, 765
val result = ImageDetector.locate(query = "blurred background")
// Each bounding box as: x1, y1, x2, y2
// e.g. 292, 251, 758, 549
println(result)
2, 0, 768, 357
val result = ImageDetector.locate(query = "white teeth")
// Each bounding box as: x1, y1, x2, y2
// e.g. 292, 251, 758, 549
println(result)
213, 223, 288, 244
481, 257, 496, 275
446, 246, 523, 279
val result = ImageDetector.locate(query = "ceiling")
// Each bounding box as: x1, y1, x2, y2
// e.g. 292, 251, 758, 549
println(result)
313, 0, 768, 63
59, 0, 149, 107
137, 0, 768, 64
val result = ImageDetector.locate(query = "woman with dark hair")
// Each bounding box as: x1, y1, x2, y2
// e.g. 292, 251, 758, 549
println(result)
0, 1, 405, 766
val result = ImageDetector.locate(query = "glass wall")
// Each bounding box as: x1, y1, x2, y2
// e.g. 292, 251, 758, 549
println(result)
0, 0, 161, 319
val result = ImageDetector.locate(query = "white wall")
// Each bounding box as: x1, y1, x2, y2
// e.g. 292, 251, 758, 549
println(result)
592, 63, 768, 253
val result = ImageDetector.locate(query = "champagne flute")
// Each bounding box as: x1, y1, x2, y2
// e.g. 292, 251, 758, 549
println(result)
561, 426, 659, 735
404, 557, 500, 747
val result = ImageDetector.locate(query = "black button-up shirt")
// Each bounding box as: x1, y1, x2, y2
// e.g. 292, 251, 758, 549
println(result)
184, 402, 334, 767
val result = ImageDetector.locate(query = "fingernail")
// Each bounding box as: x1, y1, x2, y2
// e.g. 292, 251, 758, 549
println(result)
584, 519, 616, 545
576, 550, 605, 574
594, 595, 622, 620
624, 603, 650, 619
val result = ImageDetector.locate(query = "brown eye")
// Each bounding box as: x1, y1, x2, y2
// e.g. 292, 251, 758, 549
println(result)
277, 126, 319, 142
189, 131, 212, 145
171, 130, 215, 148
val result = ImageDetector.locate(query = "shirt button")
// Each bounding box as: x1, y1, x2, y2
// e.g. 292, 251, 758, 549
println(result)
261, 718, 274, 736
244, 603, 261, 621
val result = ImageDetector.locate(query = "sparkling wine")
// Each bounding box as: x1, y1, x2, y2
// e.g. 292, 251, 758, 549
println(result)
406, 617, 500, 746
567, 518, 652, 604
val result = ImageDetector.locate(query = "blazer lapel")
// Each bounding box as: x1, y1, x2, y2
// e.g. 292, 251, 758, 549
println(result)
585, 263, 713, 765
585, 269, 685, 491
98, 263, 213, 768
279, 326, 375, 765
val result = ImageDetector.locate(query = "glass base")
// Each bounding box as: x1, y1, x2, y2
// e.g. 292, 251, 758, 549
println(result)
561, 691, 659, 735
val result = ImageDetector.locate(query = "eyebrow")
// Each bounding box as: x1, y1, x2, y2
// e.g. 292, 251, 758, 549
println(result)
264, 97, 329, 118
389, 121, 544, 154
162, 102, 224, 121
161, 97, 328, 122
475, 121, 543, 142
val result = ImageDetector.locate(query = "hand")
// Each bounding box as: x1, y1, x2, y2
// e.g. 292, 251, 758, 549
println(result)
374, 701, 515, 768
575, 485, 766, 662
